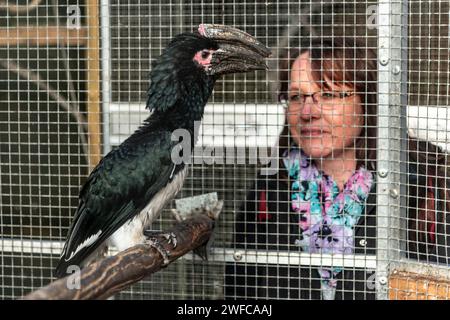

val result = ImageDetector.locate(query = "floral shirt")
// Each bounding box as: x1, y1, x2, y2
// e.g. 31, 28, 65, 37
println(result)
283, 148, 374, 300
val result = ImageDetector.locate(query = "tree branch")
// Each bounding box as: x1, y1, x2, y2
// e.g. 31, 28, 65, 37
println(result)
23, 205, 221, 300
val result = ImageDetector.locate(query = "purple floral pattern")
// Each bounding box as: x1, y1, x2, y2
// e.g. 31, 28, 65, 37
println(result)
283, 148, 374, 299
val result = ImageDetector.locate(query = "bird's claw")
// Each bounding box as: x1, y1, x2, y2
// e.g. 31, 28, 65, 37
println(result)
163, 232, 177, 248
144, 230, 177, 266
145, 237, 170, 266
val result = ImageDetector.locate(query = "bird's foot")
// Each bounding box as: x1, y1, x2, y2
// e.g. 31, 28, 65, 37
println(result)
162, 232, 177, 248
145, 236, 170, 266
144, 230, 177, 267
144, 230, 177, 249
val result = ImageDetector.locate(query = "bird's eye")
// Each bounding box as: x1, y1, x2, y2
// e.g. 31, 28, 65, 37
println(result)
201, 50, 210, 59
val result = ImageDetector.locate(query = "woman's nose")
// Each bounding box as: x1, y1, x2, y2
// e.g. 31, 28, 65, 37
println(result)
300, 97, 321, 121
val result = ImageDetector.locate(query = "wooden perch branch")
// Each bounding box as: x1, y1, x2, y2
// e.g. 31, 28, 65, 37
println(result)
0, 26, 88, 47
23, 207, 221, 300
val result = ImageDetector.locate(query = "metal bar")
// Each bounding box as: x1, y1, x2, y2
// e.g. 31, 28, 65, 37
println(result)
376, 0, 408, 300
376, 0, 393, 301
0, 238, 377, 269
398, 0, 410, 263
0, 239, 64, 256
207, 249, 377, 269
100, 0, 112, 155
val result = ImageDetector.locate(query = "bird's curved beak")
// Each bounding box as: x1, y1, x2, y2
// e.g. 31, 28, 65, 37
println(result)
198, 24, 271, 76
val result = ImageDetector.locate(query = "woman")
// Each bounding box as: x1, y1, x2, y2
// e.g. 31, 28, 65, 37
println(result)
224, 37, 449, 300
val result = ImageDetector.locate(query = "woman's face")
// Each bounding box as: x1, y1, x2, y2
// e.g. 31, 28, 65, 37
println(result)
287, 51, 364, 159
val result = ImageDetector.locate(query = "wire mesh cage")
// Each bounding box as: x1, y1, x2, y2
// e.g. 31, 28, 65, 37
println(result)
1, 0, 449, 300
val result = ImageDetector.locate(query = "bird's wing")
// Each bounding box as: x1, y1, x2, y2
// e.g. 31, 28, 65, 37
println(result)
56, 130, 182, 276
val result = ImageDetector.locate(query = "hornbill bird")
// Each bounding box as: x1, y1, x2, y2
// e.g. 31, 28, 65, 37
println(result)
55, 24, 271, 277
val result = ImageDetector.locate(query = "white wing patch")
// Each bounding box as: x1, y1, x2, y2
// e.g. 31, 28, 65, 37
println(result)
65, 230, 102, 262
109, 166, 188, 251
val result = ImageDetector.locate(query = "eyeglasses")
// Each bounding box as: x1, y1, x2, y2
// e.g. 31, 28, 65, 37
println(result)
283, 91, 356, 109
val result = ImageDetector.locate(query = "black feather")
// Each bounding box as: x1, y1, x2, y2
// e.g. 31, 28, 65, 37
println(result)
55, 33, 218, 277
55, 129, 184, 277
146, 33, 218, 113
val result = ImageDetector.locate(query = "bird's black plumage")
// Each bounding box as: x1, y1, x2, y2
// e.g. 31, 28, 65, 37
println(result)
55, 25, 270, 278
146, 33, 218, 115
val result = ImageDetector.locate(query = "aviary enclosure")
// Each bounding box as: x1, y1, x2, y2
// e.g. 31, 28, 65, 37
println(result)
1, 0, 450, 299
